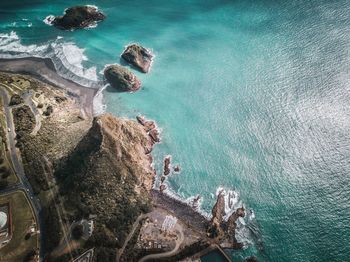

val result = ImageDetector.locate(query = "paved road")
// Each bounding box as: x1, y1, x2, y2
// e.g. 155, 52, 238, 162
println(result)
138, 224, 184, 262
0, 57, 98, 117
0, 87, 43, 258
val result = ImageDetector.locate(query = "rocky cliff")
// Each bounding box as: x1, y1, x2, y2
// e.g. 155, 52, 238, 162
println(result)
55, 114, 156, 259
7, 73, 156, 260
49, 5, 105, 30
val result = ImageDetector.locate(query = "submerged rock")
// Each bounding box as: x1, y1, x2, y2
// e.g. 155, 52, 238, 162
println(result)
104, 64, 141, 92
121, 44, 153, 73
160, 184, 167, 193
49, 5, 105, 30
173, 165, 181, 173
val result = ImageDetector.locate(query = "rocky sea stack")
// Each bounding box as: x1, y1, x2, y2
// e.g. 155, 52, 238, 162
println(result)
104, 64, 141, 92
121, 44, 154, 73
49, 5, 105, 30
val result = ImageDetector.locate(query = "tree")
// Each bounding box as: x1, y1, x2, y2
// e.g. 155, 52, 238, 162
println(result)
2, 169, 10, 179
0, 179, 8, 189
25, 232, 31, 240
72, 224, 84, 240
22, 249, 36, 262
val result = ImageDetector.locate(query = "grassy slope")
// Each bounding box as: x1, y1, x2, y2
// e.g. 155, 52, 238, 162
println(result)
0, 191, 38, 262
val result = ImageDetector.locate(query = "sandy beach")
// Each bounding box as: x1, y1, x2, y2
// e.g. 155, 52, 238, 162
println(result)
0, 57, 98, 117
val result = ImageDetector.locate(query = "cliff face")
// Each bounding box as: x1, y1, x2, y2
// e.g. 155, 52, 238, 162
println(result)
208, 191, 245, 248
6, 72, 157, 259
56, 113, 155, 247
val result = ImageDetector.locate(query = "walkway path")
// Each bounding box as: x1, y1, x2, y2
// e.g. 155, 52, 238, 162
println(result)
0, 58, 98, 117
22, 90, 41, 135
138, 224, 184, 262
117, 214, 147, 261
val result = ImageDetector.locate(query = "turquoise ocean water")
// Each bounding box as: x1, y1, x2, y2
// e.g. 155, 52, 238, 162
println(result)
1, 1, 350, 261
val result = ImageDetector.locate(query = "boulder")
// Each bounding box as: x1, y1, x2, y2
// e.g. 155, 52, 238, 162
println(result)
149, 129, 160, 143
160, 184, 167, 193
173, 165, 181, 172
121, 44, 153, 73
50, 6, 105, 30
160, 176, 166, 183
163, 156, 171, 176
104, 64, 141, 92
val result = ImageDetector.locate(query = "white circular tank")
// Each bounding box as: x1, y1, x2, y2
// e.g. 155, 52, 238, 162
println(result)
0, 211, 7, 229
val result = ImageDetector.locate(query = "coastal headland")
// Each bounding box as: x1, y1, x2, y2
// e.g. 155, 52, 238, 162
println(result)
0, 56, 246, 262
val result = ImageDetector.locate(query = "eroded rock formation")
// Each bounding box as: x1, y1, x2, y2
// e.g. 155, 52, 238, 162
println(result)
104, 64, 141, 92
49, 5, 105, 30
163, 156, 171, 176
121, 44, 154, 73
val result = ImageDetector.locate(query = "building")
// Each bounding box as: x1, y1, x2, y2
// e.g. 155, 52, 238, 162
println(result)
0, 203, 12, 247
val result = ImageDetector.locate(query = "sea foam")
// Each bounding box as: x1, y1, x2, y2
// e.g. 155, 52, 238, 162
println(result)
0, 31, 99, 88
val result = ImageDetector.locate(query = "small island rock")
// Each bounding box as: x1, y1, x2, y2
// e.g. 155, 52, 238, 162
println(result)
49, 6, 105, 30
173, 165, 181, 172
104, 64, 141, 92
121, 44, 153, 73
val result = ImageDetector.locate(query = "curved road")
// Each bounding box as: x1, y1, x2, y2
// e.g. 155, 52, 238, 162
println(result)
0, 87, 43, 257
23, 90, 41, 135
138, 225, 184, 262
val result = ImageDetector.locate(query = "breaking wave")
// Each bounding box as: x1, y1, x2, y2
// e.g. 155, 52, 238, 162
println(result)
0, 31, 100, 88
160, 180, 259, 249
93, 84, 107, 116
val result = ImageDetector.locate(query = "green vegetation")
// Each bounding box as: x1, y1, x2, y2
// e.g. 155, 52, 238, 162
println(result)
0, 74, 30, 96
72, 224, 84, 240
120, 218, 146, 262
42, 202, 62, 254
0, 147, 18, 187
0, 191, 38, 262
6, 72, 155, 259
0, 95, 18, 187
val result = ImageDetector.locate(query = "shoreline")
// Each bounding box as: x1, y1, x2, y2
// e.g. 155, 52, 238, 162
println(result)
0, 57, 247, 261
0, 57, 211, 221
0, 56, 211, 219
152, 189, 210, 232
0, 57, 98, 117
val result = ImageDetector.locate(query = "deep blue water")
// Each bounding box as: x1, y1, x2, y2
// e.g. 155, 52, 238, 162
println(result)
1, 1, 350, 261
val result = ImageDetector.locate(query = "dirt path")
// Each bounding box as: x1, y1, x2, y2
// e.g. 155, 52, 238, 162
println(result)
138, 224, 184, 262
22, 91, 41, 135
0, 57, 98, 117
117, 214, 147, 261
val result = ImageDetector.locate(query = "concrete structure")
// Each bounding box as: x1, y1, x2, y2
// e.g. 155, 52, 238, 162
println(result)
0, 203, 12, 247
